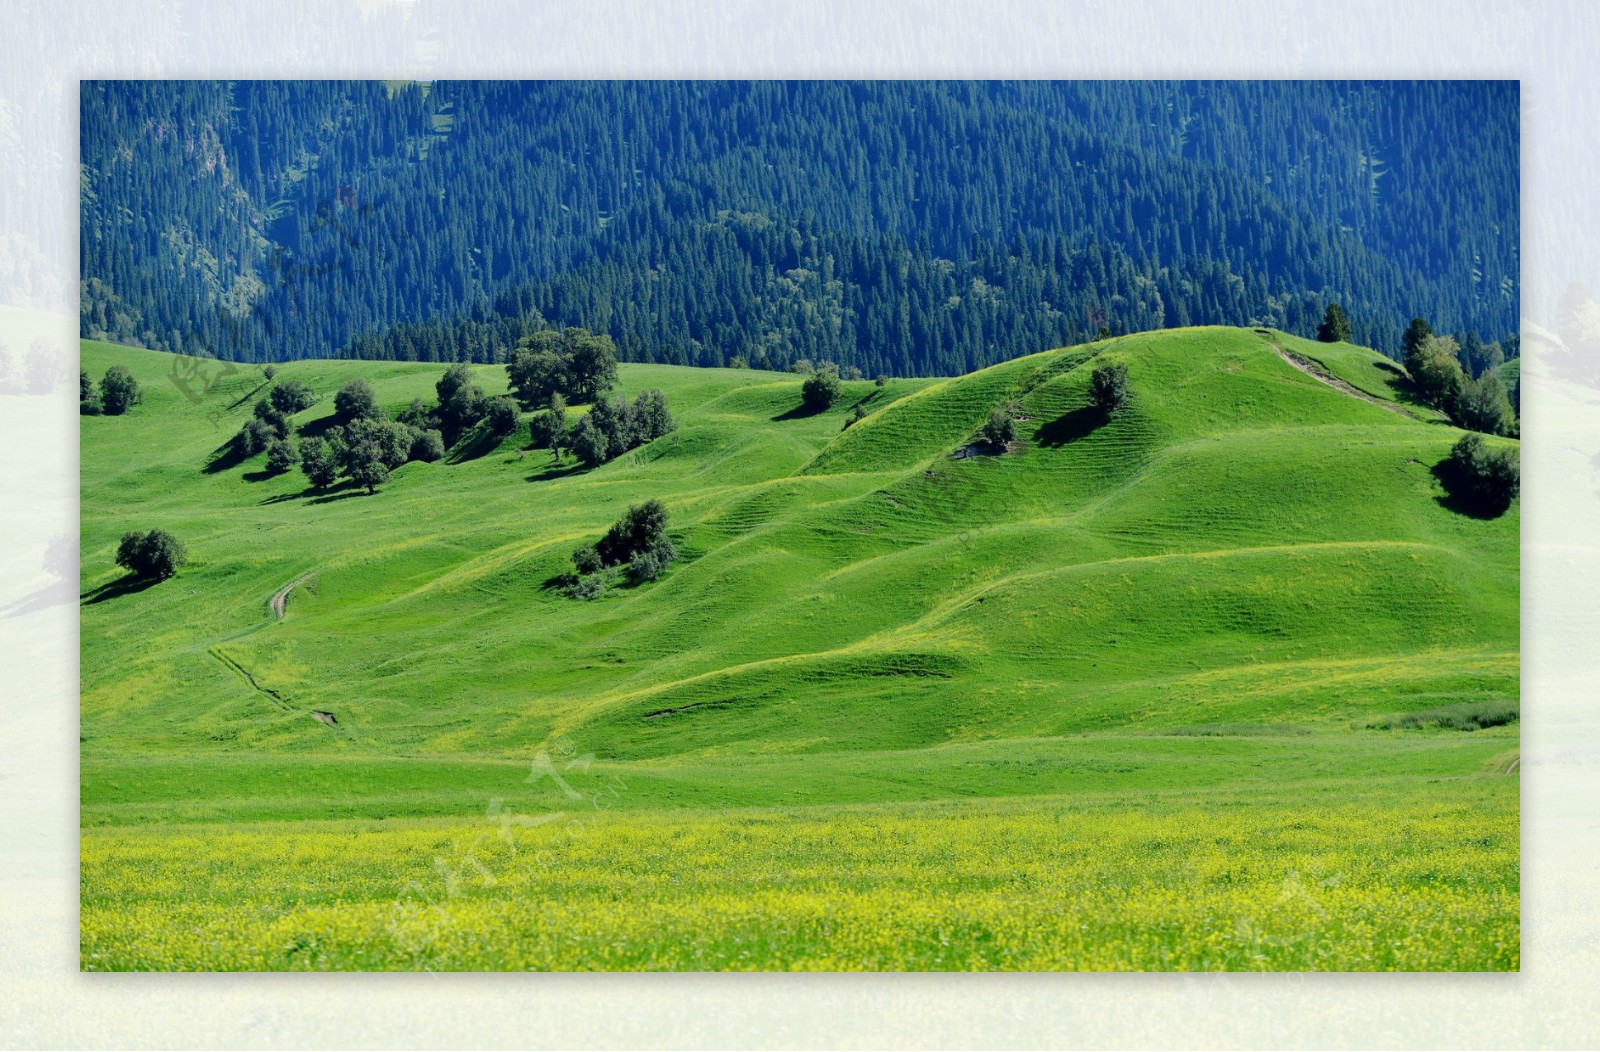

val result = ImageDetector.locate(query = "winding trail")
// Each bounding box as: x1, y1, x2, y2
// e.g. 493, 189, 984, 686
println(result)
270, 573, 314, 620
209, 646, 292, 710
1255, 330, 1419, 421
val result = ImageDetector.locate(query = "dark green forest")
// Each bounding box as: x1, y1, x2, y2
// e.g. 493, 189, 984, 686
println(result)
80, 80, 1519, 374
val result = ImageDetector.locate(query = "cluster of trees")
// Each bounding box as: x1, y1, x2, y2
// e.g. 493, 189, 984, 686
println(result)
801, 366, 843, 412
230, 379, 319, 461
980, 406, 1017, 448
80, 365, 141, 415
114, 528, 186, 580
507, 328, 620, 407
1, 341, 71, 396
82, 81, 1517, 373
565, 390, 676, 468
1402, 319, 1518, 436
567, 499, 677, 598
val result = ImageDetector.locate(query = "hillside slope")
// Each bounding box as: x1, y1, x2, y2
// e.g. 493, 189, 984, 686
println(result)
82, 326, 1516, 764
78, 325, 1520, 971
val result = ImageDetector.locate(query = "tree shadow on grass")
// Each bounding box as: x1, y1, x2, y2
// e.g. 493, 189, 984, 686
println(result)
225, 379, 270, 411
202, 441, 247, 474
771, 401, 827, 422
1034, 405, 1108, 447
446, 426, 504, 464
241, 468, 285, 483
525, 459, 588, 483
80, 574, 160, 605
306, 481, 372, 505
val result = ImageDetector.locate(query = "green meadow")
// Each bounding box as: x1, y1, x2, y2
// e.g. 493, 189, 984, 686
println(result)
79, 326, 1519, 970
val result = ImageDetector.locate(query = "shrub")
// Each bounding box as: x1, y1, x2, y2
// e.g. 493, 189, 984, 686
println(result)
1439, 433, 1519, 516
627, 550, 666, 583
99, 365, 141, 415
80, 370, 101, 414
484, 395, 520, 437
568, 415, 610, 468
567, 573, 606, 600
410, 428, 446, 463
843, 405, 868, 430
1451, 372, 1516, 436
269, 380, 316, 415
571, 545, 603, 576
801, 365, 841, 411
264, 438, 299, 474
253, 398, 291, 438
263, 364, 277, 381
232, 417, 277, 459
1367, 700, 1518, 731
597, 499, 670, 567
114, 528, 187, 580
1090, 361, 1130, 414
980, 406, 1016, 446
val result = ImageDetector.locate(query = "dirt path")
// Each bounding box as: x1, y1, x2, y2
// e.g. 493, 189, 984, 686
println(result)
209, 646, 292, 710
1255, 330, 1419, 421
269, 573, 313, 620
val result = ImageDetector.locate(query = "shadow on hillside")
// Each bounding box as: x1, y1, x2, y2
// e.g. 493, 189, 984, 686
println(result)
80, 574, 160, 605
294, 415, 343, 441
242, 468, 288, 484
446, 425, 505, 464
225, 379, 270, 411
306, 480, 371, 505
771, 401, 827, 422
525, 460, 587, 484
202, 440, 247, 474
1034, 405, 1107, 447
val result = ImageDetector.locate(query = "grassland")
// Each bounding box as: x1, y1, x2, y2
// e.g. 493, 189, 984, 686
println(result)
79, 326, 1520, 970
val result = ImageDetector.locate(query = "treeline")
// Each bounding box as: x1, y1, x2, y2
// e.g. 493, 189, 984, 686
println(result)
80, 80, 1519, 371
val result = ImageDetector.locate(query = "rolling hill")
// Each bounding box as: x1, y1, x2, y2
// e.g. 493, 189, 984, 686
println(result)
78, 326, 1520, 970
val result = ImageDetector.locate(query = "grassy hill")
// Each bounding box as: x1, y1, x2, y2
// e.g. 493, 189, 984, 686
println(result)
79, 326, 1519, 970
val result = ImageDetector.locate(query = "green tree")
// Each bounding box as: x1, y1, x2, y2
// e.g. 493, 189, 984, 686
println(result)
565, 328, 619, 403
269, 379, 317, 415
1407, 334, 1466, 409
114, 528, 187, 580
99, 365, 141, 415
1452, 372, 1516, 436
506, 343, 567, 407
333, 378, 379, 423
1090, 361, 1130, 414
530, 394, 568, 460
232, 417, 277, 459
980, 406, 1016, 446
483, 395, 520, 437
571, 544, 603, 575
801, 364, 842, 411
80, 370, 101, 415
1440, 433, 1519, 516
264, 438, 300, 474
1317, 302, 1352, 342
299, 436, 338, 488
1401, 317, 1434, 361
568, 413, 609, 468
410, 428, 445, 462
597, 498, 670, 566
253, 397, 291, 438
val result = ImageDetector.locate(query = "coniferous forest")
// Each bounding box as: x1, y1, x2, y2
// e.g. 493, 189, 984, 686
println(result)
80, 80, 1518, 375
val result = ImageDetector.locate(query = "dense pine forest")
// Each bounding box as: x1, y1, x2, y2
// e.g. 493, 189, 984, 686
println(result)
79, 80, 1519, 375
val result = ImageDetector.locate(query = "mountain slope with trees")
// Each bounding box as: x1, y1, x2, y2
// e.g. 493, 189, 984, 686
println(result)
80, 80, 1519, 374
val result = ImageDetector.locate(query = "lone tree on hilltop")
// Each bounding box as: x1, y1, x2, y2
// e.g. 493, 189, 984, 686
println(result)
99, 365, 141, 415
1090, 361, 1130, 414
801, 364, 842, 411
1317, 302, 1352, 343
115, 528, 187, 580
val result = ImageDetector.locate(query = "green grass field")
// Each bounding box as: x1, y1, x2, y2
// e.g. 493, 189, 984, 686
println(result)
79, 326, 1519, 970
